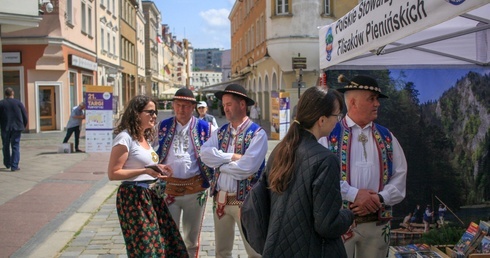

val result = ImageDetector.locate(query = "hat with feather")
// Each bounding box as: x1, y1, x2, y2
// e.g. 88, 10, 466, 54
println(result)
337, 74, 388, 98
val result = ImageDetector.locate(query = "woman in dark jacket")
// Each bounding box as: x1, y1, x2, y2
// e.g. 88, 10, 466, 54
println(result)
263, 87, 354, 257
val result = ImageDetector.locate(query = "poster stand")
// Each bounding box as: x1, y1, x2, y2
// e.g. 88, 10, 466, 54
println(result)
84, 85, 114, 152
270, 91, 290, 140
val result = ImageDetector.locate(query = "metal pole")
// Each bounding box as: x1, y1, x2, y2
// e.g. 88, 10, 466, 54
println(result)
298, 68, 303, 99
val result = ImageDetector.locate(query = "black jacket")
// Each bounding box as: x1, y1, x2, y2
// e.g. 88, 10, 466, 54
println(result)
0, 98, 28, 131
262, 131, 354, 257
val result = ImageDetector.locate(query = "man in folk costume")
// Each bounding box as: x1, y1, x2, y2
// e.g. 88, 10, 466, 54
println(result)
155, 88, 213, 258
201, 84, 267, 258
326, 75, 407, 258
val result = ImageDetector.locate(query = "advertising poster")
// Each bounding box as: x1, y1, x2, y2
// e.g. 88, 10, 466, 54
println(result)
84, 85, 113, 152
279, 92, 290, 140
270, 92, 280, 140
325, 68, 490, 219
270, 92, 290, 140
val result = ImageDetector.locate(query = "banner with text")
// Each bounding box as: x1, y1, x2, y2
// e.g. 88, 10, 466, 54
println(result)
270, 92, 290, 141
319, 0, 488, 69
84, 85, 113, 153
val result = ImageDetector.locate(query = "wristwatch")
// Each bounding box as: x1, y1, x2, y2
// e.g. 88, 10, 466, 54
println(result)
378, 194, 384, 204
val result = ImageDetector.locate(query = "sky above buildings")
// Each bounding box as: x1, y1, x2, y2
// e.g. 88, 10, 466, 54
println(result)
155, 0, 234, 50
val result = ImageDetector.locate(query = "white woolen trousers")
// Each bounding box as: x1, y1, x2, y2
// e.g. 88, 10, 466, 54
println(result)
343, 221, 390, 258
213, 204, 261, 258
167, 192, 207, 258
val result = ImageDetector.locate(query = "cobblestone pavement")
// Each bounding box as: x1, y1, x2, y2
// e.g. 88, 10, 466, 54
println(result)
56, 111, 276, 258
0, 109, 276, 258
58, 192, 249, 258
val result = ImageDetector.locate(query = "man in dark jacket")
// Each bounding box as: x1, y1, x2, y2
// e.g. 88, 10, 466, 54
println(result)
0, 87, 28, 171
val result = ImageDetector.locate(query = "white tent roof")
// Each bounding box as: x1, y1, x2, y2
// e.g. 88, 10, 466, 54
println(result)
319, 1, 490, 70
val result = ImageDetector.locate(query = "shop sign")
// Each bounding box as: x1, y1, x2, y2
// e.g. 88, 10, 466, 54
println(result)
2, 52, 21, 64
69, 55, 97, 71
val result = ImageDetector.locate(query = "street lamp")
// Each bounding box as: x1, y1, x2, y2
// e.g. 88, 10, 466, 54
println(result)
39, 0, 54, 14
264, 48, 270, 58
235, 65, 242, 77
247, 57, 257, 70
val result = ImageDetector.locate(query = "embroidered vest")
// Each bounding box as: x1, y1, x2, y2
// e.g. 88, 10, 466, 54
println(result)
156, 117, 214, 188
328, 119, 394, 220
210, 120, 265, 201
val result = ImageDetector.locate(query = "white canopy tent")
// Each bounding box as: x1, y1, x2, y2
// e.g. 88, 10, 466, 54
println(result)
319, 1, 490, 70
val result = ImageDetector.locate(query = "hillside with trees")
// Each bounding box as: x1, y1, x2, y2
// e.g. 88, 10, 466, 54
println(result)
326, 70, 490, 216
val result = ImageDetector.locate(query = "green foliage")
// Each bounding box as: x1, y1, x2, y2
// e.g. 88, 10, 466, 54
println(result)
417, 226, 465, 246
326, 69, 489, 212
469, 72, 490, 112
475, 131, 490, 202
463, 115, 481, 139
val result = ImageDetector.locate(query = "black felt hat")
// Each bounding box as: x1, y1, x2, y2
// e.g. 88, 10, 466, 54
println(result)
215, 84, 255, 106
337, 75, 389, 98
172, 87, 197, 103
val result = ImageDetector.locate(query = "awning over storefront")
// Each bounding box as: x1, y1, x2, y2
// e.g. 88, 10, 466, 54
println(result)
161, 86, 199, 97
161, 87, 179, 96
200, 76, 246, 93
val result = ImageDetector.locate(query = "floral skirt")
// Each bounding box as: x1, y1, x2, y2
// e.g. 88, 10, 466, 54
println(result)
116, 184, 189, 258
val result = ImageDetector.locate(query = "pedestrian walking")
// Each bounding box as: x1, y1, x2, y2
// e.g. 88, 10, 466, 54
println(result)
201, 84, 267, 258
249, 102, 261, 125
62, 102, 86, 152
206, 96, 214, 115
107, 95, 188, 257
196, 100, 218, 130
154, 88, 214, 257
0, 87, 28, 171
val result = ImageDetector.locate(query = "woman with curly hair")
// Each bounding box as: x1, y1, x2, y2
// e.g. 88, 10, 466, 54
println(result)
108, 95, 188, 257
262, 87, 354, 257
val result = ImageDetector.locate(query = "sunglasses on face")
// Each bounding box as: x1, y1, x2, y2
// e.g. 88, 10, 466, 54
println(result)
141, 110, 158, 116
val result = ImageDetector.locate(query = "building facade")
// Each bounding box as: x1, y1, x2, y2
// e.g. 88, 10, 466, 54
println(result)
228, 0, 358, 121
192, 70, 223, 90
96, 0, 123, 115
2, 0, 97, 133
221, 49, 232, 83
193, 48, 223, 71
136, 1, 147, 99
119, 0, 139, 108
1, 0, 194, 133
142, 1, 161, 98
0, 0, 42, 90
158, 24, 191, 98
